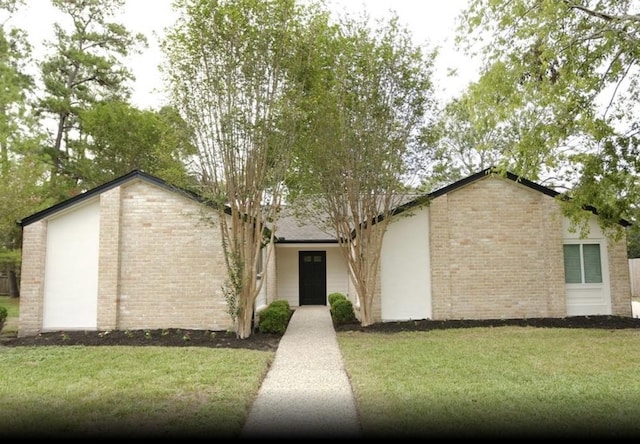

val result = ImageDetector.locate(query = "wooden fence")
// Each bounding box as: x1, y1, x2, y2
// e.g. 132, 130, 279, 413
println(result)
0, 273, 8, 295
631, 258, 640, 300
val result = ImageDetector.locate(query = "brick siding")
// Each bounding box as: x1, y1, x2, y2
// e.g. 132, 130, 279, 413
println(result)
19, 178, 233, 337
18, 221, 47, 336
429, 176, 630, 320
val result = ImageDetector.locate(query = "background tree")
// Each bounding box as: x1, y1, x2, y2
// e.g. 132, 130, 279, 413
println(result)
421, 63, 572, 192
288, 11, 436, 326
0, 0, 47, 297
39, 0, 147, 196
77, 101, 197, 188
456, 0, 640, 240
162, 0, 315, 338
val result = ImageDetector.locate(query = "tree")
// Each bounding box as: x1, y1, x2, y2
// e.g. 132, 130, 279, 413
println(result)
421, 62, 573, 192
0, 0, 48, 297
39, 0, 147, 193
162, 0, 315, 338
288, 11, 436, 326
457, 0, 640, 238
628, 224, 640, 258
0, 157, 49, 297
77, 101, 197, 188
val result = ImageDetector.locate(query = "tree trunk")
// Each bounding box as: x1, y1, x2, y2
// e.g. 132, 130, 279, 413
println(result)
8, 269, 19, 298
236, 303, 254, 339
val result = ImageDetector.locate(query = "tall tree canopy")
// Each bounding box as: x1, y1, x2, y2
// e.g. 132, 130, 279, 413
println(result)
2, 0, 197, 297
287, 10, 437, 326
162, 0, 317, 338
455, 0, 640, 237
39, 0, 147, 194
0, 0, 47, 296
77, 102, 197, 188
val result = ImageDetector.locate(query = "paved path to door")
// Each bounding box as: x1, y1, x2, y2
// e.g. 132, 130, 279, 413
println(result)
241, 305, 361, 438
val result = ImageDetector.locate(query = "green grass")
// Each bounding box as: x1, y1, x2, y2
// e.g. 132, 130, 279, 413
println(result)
4, 294, 640, 437
0, 296, 19, 337
0, 295, 19, 318
0, 346, 274, 437
338, 327, 640, 437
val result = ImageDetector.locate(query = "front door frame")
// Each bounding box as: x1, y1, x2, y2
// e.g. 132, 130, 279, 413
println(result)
298, 250, 327, 305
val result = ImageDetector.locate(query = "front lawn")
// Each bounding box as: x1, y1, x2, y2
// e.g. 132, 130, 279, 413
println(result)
338, 327, 640, 437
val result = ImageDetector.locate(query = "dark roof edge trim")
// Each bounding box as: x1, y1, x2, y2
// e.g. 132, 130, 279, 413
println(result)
274, 238, 339, 244
362, 167, 630, 230
18, 170, 229, 227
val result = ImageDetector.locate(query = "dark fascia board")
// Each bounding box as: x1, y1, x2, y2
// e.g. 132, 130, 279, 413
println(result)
274, 238, 339, 244
428, 167, 560, 200
354, 167, 631, 235
18, 170, 231, 227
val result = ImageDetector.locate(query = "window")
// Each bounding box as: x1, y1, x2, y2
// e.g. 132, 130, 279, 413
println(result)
563, 243, 602, 284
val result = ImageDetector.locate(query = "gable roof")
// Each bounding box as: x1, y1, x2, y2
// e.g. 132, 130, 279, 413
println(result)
18, 170, 221, 227
390, 166, 631, 227
20, 167, 630, 232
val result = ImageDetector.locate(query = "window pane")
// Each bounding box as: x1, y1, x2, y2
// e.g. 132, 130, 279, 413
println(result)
563, 244, 582, 283
583, 244, 602, 283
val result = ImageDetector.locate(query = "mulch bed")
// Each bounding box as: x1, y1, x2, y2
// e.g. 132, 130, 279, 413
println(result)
334, 315, 640, 332
2, 315, 640, 350
0, 328, 283, 351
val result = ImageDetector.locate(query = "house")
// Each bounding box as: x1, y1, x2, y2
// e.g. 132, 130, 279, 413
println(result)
16, 168, 633, 337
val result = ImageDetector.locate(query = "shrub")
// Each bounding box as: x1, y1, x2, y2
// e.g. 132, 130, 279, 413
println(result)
331, 298, 356, 325
0, 306, 7, 324
258, 300, 292, 334
268, 300, 290, 311
328, 292, 347, 307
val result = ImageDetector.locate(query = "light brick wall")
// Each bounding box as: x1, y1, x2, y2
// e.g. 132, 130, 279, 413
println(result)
430, 176, 567, 320
97, 187, 121, 330
18, 221, 47, 337
18, 179, 241, 336
609, 234, 633, 316
117, 180, 232, 331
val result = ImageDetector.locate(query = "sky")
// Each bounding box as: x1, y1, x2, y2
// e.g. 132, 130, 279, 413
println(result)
11, 0, 479, 110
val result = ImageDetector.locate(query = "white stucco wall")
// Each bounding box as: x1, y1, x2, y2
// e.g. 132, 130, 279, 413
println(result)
275, 244, 349, 307
42, 199, 100, 330
380, 205, 431, 321
563, 216, 611, 316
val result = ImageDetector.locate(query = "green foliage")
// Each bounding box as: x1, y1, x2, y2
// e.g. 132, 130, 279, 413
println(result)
258, 300, 292, 334
328, 292, 347, 306
453, 0, 640, 235
328, 292, 356, 325
627, 225, 640, 259
164, 0, 323, 338
77, 102, 196, 188
0, 305, 7, 324
286, 7, 437, 326
0, 296, 19, 318
39, 0, 147, 189
0, 248, 20, 268
330, 298, 356, 325
0, 2, 48, 260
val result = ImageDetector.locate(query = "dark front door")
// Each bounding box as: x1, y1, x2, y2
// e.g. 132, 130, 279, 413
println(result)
299, 251, 327, 305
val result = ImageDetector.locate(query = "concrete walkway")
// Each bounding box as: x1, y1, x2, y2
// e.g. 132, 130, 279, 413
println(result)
241, 305, 361, 438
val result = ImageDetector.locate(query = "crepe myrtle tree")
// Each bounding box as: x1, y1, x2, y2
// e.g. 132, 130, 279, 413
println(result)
287, 11, 437, 326
162, 0, 321, 338
456, 0, 640, 238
